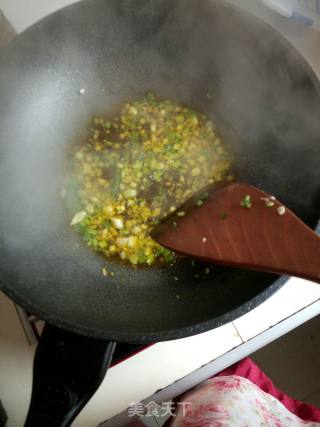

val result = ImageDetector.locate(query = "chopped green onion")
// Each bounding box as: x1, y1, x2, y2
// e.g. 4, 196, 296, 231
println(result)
265, 200, 274, 208
68, 93, 233, 267
241, 195, 252, 209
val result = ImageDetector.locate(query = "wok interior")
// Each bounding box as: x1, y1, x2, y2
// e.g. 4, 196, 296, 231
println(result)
0, 0, 320, 341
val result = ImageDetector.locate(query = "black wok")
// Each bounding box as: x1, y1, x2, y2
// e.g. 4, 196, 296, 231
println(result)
1, 0, 320, 425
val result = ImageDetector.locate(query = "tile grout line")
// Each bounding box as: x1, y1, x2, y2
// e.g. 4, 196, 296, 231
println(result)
153, 415, 161, 427
100, 305, 320, 427
301, 387, 320, 402
232, 321, 245, 343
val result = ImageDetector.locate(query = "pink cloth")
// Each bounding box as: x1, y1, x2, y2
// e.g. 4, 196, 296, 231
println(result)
171, 375, 320, 426
161, 358, 320, 426
128, 358, 320, 426
216, 358, 320, 423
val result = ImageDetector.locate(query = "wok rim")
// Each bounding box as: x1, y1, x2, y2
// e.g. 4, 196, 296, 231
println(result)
0, 275, 287, 342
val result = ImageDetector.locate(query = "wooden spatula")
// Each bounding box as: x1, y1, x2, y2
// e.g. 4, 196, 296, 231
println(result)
152, 182, 320, 284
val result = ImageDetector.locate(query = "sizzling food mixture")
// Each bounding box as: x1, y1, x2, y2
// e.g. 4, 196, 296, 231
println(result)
64, 93, 232, 266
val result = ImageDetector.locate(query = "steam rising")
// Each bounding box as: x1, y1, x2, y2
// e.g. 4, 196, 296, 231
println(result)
0, 0, 320, 282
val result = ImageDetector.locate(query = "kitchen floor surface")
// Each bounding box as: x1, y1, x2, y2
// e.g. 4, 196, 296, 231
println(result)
151, 315, 320, 426
252, 314, 320, 407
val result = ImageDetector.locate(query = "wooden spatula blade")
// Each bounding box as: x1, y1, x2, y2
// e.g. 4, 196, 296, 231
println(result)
152, 183, 320, 284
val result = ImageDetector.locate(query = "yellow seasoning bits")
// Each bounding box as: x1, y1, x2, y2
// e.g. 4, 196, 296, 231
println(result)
65, 93, 233, 266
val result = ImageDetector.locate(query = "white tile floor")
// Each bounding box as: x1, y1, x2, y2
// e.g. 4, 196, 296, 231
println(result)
252, 315, 320, 406
139, 415, 159, 427
233, 279, 320, 342
154, 413, 172, 426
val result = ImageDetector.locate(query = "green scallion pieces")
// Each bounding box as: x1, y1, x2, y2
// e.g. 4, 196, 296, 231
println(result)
240, 194, 252, 209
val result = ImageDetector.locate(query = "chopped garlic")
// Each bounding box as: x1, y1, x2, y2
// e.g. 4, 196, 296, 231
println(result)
129, 106, 138, 115
110, 217, 124, 229
116, 237, 130, 247
277, 206, 286, 216
86, 203, 94, 214
129, 255, 138, 264
191, 166, 201, 176
69, 94, 233, 266
78, 88, 86, 95
103, 206, 114, 216
265, 200, 274, 208
133, 225, 141, 234
70, 210, 87, 226
128, 236, 137, 248
116, 236, 137, 248
261, 196, 275, 208
123, 188, 138, 198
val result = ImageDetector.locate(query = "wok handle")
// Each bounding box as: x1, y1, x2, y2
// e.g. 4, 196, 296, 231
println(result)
24, 324, 116, 427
